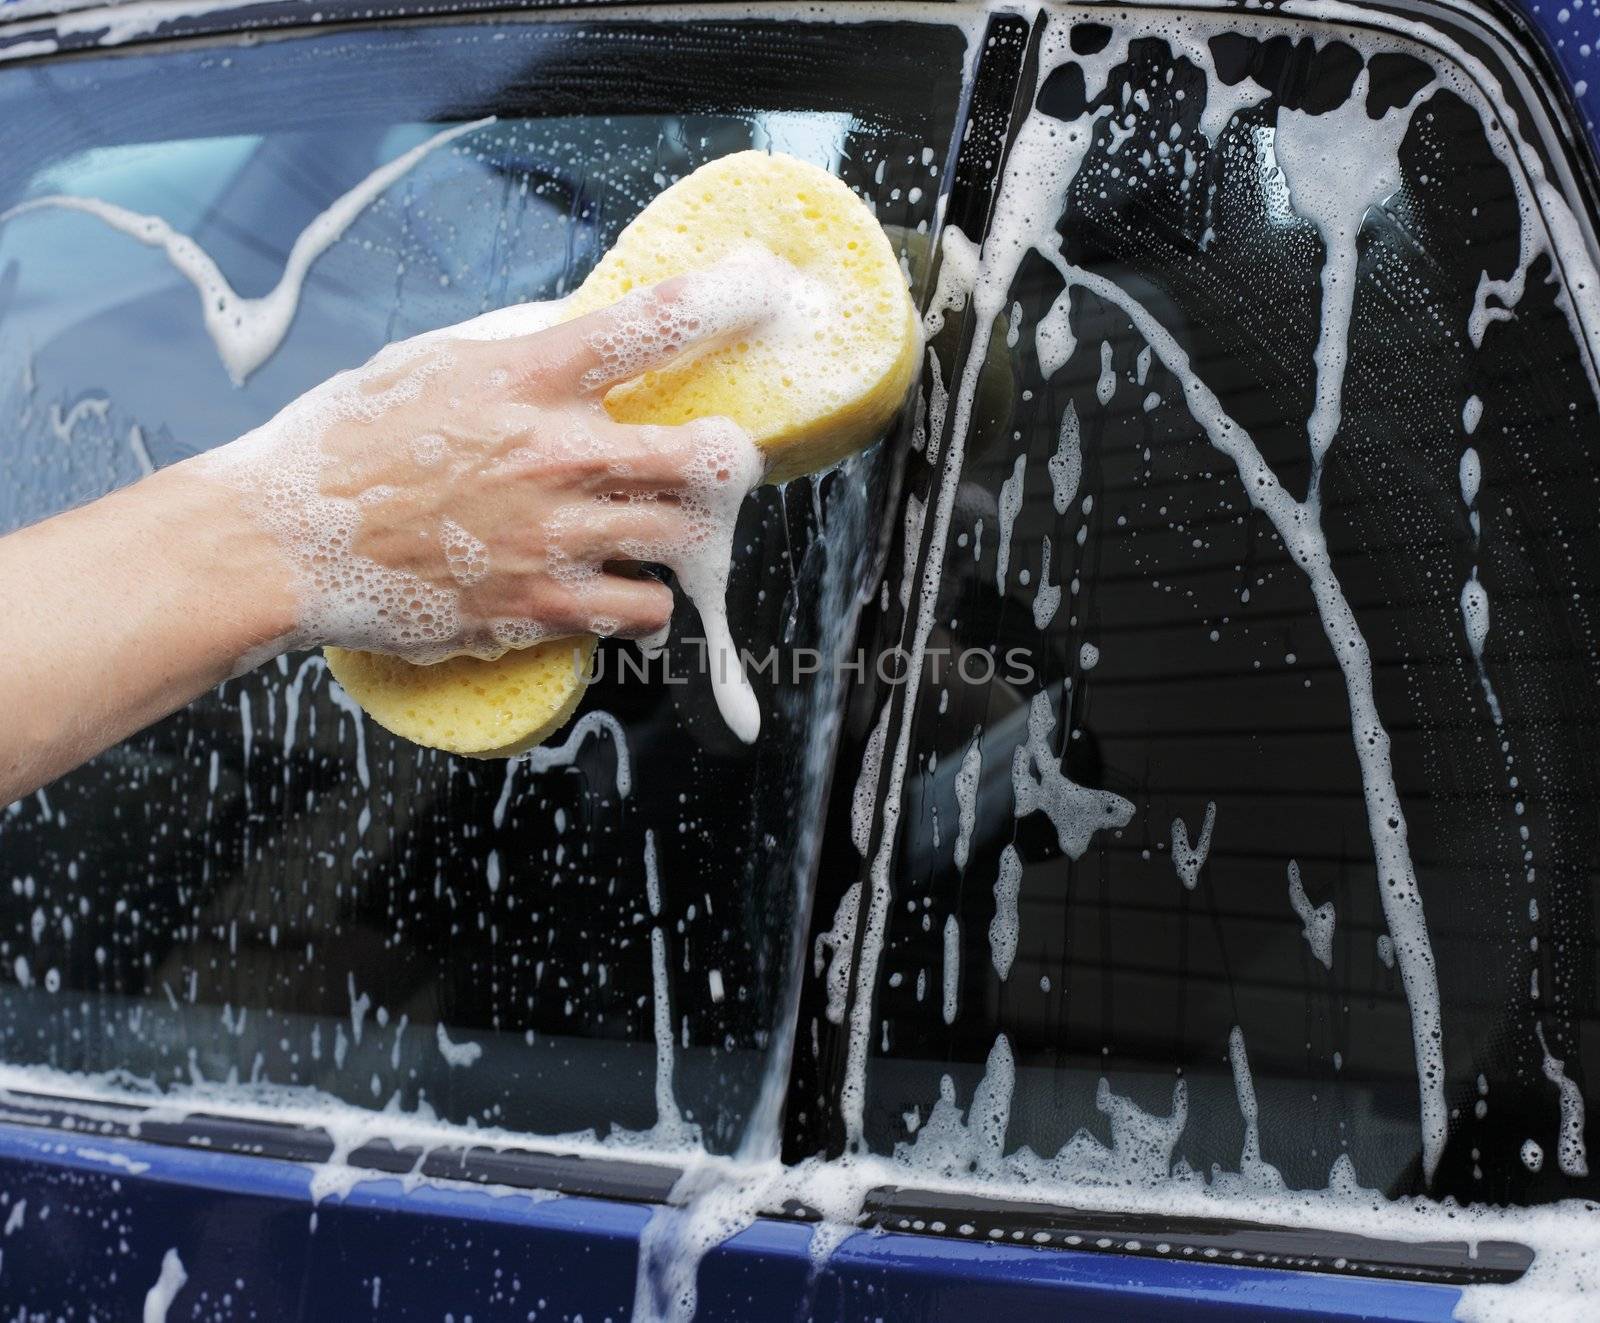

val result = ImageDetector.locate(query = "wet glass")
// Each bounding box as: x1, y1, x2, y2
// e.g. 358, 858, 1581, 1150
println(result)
817, 17, 1599, 1212
0, 15, 967, 1151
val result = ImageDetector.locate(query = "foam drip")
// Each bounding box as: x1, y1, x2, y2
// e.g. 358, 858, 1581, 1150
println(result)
1535, 1024, 1590, 1178
142, 1248, 187, 1323
1273, 68, 1428, 499
942, 914, 960, 1024
994, 453, 1026, 594
1012, 690, 1135, 860
1048, 401, 1081, 512
1287, 860, 1336, 970
952, 732, 982, 870
1170, 801, 1216, 890
989, 845, 1023, 980
634, 830, 697, 1149
493, 710, 631, 830
1031, 536, 1061, 628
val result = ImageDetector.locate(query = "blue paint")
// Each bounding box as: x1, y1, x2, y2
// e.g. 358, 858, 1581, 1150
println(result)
1518, 0, 1600, 138
0, 1122, 1461, 1321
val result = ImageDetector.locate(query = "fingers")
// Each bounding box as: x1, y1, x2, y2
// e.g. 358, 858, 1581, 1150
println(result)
538, 574, 675, 640
555, 499, 688, 560
496, 250, 789, 399
590, 421, 759, 493
488, 410, 764, 499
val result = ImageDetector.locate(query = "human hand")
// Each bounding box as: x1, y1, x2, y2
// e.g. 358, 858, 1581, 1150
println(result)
199, 254, 779, 665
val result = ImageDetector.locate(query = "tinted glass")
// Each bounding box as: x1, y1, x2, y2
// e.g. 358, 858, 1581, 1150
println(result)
811, 13, 1599, 1216
0, 15, 966, 1150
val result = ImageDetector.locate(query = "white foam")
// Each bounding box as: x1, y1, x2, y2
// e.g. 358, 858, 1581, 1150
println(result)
1170, 801, 1216, 890
1273, 68, 1427, 497
952, 732, 982, 870
143, 1248, 187, 1323
989, 844, 1023, 980
641, 834, 696, 1150
1048, 400, 1082, 513
994, 454, 1027, 595
494, 711, 631, 829
1197, 67, 1271, 146
48, 394, 109, 442
1535, 1023, 1589, 1178
813, 882, 861, 1026
1032, 536, 1061, 628
1287, 859, 1336, 969
1096, 340, 1116, 406
434, 1024, 482, 1068
439, 518, 489, 587
1460, 575, 1492, 665
1012, 690, 1134, 859
1036, 287, 1076, 379
1229, 1026, 1284, 1188
619, 416, 766, 742
851, 702, 891, 856
942, 914, 960, 1025
73, 1145, 151, 1176
1460, 446, 1482, 511
923, 226, 980, 338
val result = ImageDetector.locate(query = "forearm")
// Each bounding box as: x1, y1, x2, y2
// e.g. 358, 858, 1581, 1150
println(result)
0, 459, 297, 805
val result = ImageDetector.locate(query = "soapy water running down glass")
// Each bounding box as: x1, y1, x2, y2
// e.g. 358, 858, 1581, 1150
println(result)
0, 250, 786, 807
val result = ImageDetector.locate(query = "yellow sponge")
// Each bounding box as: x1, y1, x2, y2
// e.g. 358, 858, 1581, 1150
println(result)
326, 150, 919, 756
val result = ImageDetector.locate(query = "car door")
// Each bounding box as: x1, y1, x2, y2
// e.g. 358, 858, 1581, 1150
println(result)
0, 1, 1596, 1320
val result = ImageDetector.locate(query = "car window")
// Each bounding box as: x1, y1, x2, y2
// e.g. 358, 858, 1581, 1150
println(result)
806, 8, 1598, 1230
0, 13, 968, 1151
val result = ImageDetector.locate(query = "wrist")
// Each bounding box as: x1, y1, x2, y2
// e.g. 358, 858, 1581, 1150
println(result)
147, 455, 301, 670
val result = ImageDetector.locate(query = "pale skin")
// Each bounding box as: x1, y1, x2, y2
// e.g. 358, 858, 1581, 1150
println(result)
0, 270, 765, 806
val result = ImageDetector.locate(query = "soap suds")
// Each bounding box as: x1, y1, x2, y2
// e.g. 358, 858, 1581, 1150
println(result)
1012, 690, 1134, 860
1273, 68, 1428, 499
952, 733, 982, 870
1031, 536, 1061, 628
851, 702, 891, 856
1170, 801, 1216, 890
1287, 859, 1336, 970
493, 710, 631, 829
434, 1024, 482, 1068
1048, 400, 1081, 512
989, 844, 1023, 980
942, 914, 960, 1024
1535, 1023, 1589, 1178
143, 1249, 186, 1323
994, 453, 1026, 595
813, 882, 861, 1026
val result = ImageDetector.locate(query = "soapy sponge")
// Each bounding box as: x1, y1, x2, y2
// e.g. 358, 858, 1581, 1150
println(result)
326, 150, 919, 757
